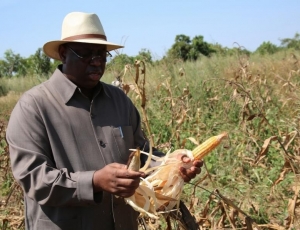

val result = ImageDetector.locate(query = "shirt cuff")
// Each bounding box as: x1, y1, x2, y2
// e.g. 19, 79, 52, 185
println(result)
77, 171, 102, 204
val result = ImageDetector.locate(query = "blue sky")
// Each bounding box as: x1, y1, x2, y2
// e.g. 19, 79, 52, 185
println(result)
0, 0, 299, 59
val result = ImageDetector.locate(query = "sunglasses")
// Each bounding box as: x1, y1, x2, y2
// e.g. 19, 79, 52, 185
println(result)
65, 45, 112, 64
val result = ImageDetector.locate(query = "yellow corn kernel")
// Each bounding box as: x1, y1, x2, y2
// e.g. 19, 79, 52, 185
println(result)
192, 132, 228, 160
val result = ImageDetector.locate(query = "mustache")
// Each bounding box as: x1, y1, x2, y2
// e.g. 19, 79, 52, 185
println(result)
87, 68, 103, 75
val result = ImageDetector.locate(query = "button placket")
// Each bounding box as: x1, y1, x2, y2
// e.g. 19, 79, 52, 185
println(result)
90, 100, 96, 119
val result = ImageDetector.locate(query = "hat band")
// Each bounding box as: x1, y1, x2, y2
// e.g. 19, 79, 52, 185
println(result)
62, 34, 107, 41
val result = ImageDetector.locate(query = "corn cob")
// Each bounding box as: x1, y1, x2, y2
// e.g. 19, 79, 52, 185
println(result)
192, 132, 228, 160
125, 132, 228, 220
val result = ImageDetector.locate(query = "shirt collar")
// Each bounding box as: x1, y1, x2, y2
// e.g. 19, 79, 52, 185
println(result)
49, 65, 109, 104
49, 65, 77, 104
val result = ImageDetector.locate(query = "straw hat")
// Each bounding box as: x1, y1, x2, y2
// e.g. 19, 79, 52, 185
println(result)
43, 12, 124, 60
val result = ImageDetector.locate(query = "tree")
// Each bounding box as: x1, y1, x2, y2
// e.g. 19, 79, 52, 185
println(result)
189, 35, 215, 59
106, 53, 135, 73
168, 34, 192, 61
0, 60, 8, 78
135, 49, 152, 63
28, 48, 51, 75
0, 49, 28, 77
50, 59, 62, 73
255, 41, 279, 55
280, 33, 300, 50
209, 43, 234, 56
167, 34, 217, 61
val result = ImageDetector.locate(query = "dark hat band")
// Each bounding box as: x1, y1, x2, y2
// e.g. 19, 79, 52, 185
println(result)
63, 34, 107, 41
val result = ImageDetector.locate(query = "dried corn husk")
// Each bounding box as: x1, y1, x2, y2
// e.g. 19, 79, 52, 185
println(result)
125, 132, 228, 219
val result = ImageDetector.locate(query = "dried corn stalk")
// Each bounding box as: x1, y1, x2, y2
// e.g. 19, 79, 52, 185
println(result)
125, 132, 228, 219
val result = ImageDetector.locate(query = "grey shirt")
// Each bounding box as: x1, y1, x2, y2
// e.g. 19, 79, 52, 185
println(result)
6, 66, 150, 230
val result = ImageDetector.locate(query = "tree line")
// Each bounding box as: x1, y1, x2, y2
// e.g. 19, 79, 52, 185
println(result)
0, 33, 299, 78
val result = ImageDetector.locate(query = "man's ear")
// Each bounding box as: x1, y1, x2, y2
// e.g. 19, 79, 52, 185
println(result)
58, 44, 67, 64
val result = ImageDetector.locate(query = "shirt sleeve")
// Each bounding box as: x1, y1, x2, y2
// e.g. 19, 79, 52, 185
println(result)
6, 94, 100, 207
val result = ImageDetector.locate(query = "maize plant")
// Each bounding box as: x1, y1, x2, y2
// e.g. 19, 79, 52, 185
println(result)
125, 132, 228, 219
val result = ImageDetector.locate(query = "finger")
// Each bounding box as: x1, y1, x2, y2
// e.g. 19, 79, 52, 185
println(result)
180, 166, 199, 181
110, 186, 137, 198
190, 166, 201, 175
115, 168, 144, 179
180, 155, 191, 163
110, 163, 128, 169
128, 169, 146, 178
111, 177, 141, 192
193, 160, 204, 167
179, 167, 192, 182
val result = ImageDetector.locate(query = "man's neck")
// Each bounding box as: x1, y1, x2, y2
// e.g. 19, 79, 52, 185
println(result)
78, 87, 95, 101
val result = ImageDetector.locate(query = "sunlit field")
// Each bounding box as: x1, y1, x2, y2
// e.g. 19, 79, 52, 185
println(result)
1, 49, 300, 229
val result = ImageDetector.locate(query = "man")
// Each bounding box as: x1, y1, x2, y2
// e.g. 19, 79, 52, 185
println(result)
6, 12, 202, 230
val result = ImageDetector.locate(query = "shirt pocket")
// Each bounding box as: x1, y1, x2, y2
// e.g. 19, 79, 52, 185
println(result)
103, 126, 135, 164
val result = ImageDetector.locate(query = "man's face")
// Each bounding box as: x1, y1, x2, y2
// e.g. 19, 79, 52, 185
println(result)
59, 42, 107, 90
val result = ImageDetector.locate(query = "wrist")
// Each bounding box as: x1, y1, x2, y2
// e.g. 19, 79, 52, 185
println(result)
92, 170, 103, 193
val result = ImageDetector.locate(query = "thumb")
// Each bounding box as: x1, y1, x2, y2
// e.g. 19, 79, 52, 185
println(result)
180, 154, 192, 163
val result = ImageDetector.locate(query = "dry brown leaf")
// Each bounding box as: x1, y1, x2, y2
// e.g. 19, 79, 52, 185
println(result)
233, 88, 238, 98
285, 185, 300, 229
216, 212, 227, 229
254, 136, 278, 164
220, 201, 236, 230
187, 137, 200, 146
294, 200, 300, 229
246, 113, 263, 121
208, 96, 219, 101
245, 216, 254, 230
180, 138, 187, 149
229, 207, 238, 225
282, 131, 297, 151
257, 224, 286, 230
272, 162, 291, 187
214, 189, 250, 218
200, 195, 213, 218
182, 88, 189, 95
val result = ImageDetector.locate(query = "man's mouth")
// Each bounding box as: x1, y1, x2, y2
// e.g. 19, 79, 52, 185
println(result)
89, 72, 101, 81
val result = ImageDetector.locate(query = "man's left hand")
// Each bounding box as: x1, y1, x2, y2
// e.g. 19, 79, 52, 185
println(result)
178, 155, 203, 182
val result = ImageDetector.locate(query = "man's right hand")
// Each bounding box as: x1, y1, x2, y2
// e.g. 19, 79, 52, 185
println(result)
92, 163, 145, 198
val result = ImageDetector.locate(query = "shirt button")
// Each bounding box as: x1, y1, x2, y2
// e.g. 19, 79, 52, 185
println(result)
100, 141, 106, 148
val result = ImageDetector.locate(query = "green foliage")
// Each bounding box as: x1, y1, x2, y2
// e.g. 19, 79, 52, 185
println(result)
1, 32, 299, 78
190, 35, 216, 58
1, 33, 300, 229
135, 49, 153, 63
50, 59, 62, 73
106, 53, 135, 74
27, 48, 52, 75
255, 41, 280, 55
168, 34, 192, 61
167, 34, 248, 62
0, 49, 28, 77
208, 43, 229, 56
1, 174, 13, 196
0, 78, 9, 97
280, 32, 300, 50
0, 48, 60, 79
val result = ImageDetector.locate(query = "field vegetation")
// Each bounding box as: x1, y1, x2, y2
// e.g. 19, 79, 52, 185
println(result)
0, 34, 300, 229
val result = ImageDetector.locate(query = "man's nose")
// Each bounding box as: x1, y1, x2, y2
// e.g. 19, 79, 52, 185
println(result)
90, 56, 106, 65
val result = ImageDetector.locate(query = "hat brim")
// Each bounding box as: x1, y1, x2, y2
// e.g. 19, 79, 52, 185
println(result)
43, 39, 124, 60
